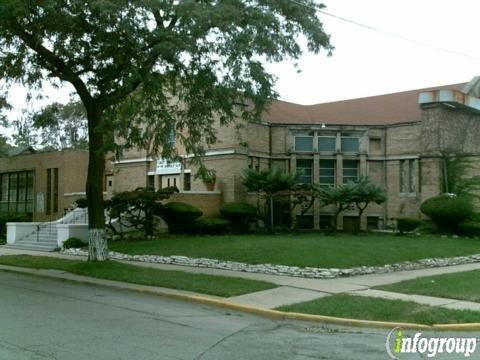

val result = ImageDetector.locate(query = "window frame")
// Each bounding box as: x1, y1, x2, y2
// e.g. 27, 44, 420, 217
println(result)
296, 158, 313, 184
294, 135, 314, 153
318, 136, 336, 153
341, 137, 360, 153
342, 159, 359, 184
319, 159, 336, 187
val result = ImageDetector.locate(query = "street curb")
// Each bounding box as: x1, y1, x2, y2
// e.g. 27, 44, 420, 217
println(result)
0, 264, 479, 331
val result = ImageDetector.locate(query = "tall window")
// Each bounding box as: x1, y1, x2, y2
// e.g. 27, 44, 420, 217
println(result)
0, 171, 35, 213
46, 169, 52, 214
341, 137, 359, 153
147, 175, 155, 190
318, 137, 336, 152
343, 160, 359, 184
400, 159, 418, 193
319, 159, 336, 186
53, 168, 59, 213
184, 173, 191, 191
46, 168, 59, 215
0, 174, 8, 212
296, 159, 313, 184
294, 136, 313, 152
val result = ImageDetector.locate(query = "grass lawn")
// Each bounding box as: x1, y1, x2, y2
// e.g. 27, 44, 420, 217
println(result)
0, 255, 276, 297
109, 233, 480, 269
377, 270, 480, 303
277, 294, 480, 325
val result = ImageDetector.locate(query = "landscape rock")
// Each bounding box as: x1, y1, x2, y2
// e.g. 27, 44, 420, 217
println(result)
60, 248, 480, 280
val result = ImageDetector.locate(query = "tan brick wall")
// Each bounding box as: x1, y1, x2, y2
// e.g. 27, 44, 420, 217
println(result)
169, 192, 222, 217
0, 149, 89, 220
113, 162, 150, 193
271, 126, 287, 154
246, 122, 270, 153
386, 123, 422, 155
185, 154, 249, 203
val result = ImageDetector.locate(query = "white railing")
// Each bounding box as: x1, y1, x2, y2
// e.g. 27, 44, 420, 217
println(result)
7, 207, 89, 248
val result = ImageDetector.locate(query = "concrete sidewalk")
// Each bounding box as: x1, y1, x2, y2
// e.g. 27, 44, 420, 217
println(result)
2, 246, 480, 312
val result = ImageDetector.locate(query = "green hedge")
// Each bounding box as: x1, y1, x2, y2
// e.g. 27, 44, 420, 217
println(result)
162, 202, 203, 234
396, 217, 422, 233
0, 213, 32, 239
219, 201, 256, 233
458, 221, 480, 237
193, 217, 230, 235
420, 194, 473, 232
62, 237, 86, 249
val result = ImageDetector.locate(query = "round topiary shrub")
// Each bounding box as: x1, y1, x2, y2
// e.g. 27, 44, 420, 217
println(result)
420, 194, 473, 232
62, 237, 86, 249
396, 217, 422, 233
219, 201, 257, 233
193, 217, 231, 235
162, 202, 203, 234
459, 221, 480, 237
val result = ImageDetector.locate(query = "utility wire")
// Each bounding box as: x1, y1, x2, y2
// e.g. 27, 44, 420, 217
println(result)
289, 0, 480, 62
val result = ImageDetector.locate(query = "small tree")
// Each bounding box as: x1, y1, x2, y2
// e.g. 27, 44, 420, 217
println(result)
242, 167, 297, 232
441, 151, 480, 198
317, 183, 356, 230
287, 183, 319, 230
317, 178, 386, 232
104, 187, 177, 238
350, 178, 387, 233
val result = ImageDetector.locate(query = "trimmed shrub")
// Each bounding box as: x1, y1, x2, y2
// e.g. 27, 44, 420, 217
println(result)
62, 237, 85, 249
459, 221, 480, 237
219, 201, 257, 233
396, 217, 422, 233
75, 198, 88, 208
162, 202, 203, 234
0, 213, 32, 240
193, 217, 230, 235
420, 194, 473, 232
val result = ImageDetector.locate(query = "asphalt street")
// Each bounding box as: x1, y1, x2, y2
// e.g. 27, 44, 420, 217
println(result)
0, 270, 476, 360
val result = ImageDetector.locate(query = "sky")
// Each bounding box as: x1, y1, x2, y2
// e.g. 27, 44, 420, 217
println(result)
3, 0, 480, 136
268, 0, 480, 104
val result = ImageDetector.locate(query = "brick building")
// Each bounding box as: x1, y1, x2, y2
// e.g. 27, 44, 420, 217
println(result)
7, 81, 476, 228
112, 79, 480, 230
0, 148, 93, 221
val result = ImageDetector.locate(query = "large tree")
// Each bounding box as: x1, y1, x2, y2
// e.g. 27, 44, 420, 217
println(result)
0, 0, 332, 260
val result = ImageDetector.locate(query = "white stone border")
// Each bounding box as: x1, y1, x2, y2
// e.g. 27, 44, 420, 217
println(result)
61, 248, 480, 279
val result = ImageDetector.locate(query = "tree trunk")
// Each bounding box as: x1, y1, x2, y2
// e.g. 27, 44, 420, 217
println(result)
86, 102, 108, 261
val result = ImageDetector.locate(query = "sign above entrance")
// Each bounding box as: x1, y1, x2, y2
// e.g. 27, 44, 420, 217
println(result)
156, 159, 181, 175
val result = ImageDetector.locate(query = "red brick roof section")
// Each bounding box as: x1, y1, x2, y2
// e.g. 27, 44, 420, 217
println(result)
263, 83, 467, 126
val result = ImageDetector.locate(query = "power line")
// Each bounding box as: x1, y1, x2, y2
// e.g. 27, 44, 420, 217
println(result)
289, 0, 480, 62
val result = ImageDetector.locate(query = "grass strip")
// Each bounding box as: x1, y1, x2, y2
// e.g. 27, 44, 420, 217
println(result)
377, 269, 480, 303
277, 294, 480, 325
0, 255, 277, 297
109, 233, 480, 269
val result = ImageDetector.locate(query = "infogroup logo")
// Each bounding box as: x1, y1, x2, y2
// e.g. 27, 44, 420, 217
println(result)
386, 327, 478, 359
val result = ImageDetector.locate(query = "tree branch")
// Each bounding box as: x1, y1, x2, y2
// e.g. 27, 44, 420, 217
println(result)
11, 23, 93, 105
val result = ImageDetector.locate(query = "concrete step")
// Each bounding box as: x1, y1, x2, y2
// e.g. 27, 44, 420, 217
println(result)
16, 240, 57, 246
23, 235, 57, 240
19, 236, 57, 242
4, 244, 57, 252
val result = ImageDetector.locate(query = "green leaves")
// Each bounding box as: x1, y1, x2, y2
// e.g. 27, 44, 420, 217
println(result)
0, 0, 332, 160
242, 167, 298, 195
